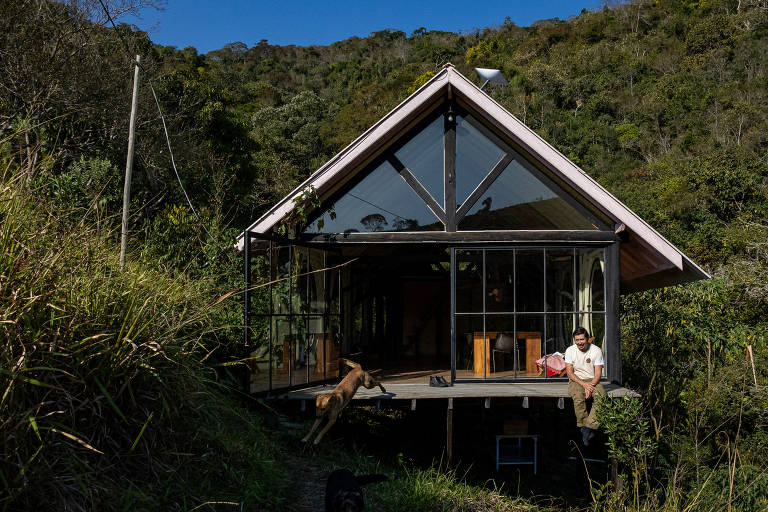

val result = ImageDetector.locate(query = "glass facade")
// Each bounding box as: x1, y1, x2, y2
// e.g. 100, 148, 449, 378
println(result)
453, 247, 606, 380
455, 114, 506, 207
247, 102, 616, 393
458, 159, 596, 230
304, 160, 443, 234
394, 113, 445, 207
248, 244, 342, 393
303, 104, 601, 236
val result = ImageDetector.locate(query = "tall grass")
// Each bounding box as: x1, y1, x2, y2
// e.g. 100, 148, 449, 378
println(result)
0, 168, 287, 510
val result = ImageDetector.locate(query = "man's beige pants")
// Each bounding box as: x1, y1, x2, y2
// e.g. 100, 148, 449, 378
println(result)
568, 379, 606, 430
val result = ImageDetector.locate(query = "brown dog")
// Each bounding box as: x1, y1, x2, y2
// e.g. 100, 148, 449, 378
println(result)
302, 359, 386, 445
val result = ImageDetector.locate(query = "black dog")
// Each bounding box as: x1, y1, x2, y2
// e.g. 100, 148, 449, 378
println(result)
324, 469, 388, 512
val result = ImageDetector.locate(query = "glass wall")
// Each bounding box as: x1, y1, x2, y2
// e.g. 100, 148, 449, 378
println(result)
248, 244, 342, 393
458, 158, 597, 231
300, 104, 603, 236
453, 247, 606, 380
303, 159, 443, 234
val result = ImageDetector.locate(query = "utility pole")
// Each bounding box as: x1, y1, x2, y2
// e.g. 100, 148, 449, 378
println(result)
120, 55, 141, 270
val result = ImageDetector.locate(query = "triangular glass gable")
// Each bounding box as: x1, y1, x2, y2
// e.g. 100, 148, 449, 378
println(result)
458, 159, 597, 230
304, 160, 443, 234
302, 103, 599, 235
394, 114, 445, 207
456, 114, 506, 208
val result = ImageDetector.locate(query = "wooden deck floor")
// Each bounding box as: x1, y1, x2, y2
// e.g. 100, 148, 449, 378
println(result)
279, 381, 639, 400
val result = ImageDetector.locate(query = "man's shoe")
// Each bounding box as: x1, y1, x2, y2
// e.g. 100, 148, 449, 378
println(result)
429, 376, 450, 387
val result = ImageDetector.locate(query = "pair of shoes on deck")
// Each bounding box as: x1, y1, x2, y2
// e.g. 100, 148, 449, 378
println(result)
429, 376, 450, 387
580, 426, 596, 446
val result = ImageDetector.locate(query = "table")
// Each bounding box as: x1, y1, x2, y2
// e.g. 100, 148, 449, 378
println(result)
496, 434, 538, 473
473, 331, 542, 376
473, 334, 491, 375
518, 331, 542, 375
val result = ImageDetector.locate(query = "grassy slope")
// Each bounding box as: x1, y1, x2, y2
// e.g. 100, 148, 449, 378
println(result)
0, 170, 286, 510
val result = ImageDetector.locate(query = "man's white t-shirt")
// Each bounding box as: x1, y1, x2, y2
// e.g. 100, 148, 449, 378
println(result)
564, 343, 604, 380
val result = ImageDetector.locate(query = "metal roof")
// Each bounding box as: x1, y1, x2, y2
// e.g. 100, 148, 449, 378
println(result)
236, 64, 709, 292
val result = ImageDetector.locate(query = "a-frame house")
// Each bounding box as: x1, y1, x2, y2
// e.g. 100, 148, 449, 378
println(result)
237, 64, 708, 397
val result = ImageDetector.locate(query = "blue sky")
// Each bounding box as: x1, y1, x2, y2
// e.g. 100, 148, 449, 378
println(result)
124, 0, 598, 53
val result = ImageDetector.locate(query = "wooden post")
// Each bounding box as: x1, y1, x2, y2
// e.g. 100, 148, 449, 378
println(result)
446, 398, 454, 466
611, 458, 622, 492
120, 55, 141, 270
747, 345, 757, 387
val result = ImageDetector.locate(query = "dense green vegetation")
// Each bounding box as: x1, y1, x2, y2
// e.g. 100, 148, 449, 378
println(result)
2, 0, 768, 509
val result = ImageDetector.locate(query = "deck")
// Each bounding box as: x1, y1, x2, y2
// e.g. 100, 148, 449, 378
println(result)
279, 381, 639, 401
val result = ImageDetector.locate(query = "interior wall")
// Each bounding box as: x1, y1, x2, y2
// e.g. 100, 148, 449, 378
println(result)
401, 279, 450, 359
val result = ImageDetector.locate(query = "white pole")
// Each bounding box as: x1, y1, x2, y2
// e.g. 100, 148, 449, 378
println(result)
120, 55, 141, 270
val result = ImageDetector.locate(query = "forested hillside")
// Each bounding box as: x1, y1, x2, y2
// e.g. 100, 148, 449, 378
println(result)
2, 0, 767, 509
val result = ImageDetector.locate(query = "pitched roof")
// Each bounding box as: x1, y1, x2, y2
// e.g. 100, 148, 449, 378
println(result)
236, 64, 709, 292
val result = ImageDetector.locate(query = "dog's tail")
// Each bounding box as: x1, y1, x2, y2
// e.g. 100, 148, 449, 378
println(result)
355, 474, 389, 486
340, 358, 359, 370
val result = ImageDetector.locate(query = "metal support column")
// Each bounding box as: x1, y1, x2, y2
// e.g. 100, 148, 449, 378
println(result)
446, 398, 454, 466
606, 242, 621, 384
450, 248, 456, 384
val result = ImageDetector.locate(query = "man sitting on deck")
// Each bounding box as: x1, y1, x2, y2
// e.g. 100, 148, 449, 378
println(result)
565, 327, 605, 446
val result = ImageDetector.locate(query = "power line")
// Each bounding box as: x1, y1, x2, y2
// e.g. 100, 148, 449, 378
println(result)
97, 0, 132, 57
97, 0, 213, 240
148, 81, 212, 239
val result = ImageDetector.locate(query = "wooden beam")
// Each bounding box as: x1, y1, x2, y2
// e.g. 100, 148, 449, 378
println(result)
444, 107, 457, 232
456, 153, 515, 221
388, 155, 447, 224
296, 230, 620, 244
245, 230, 342, 253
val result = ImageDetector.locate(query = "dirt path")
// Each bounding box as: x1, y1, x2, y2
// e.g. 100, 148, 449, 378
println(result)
284, 442, 327, 512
